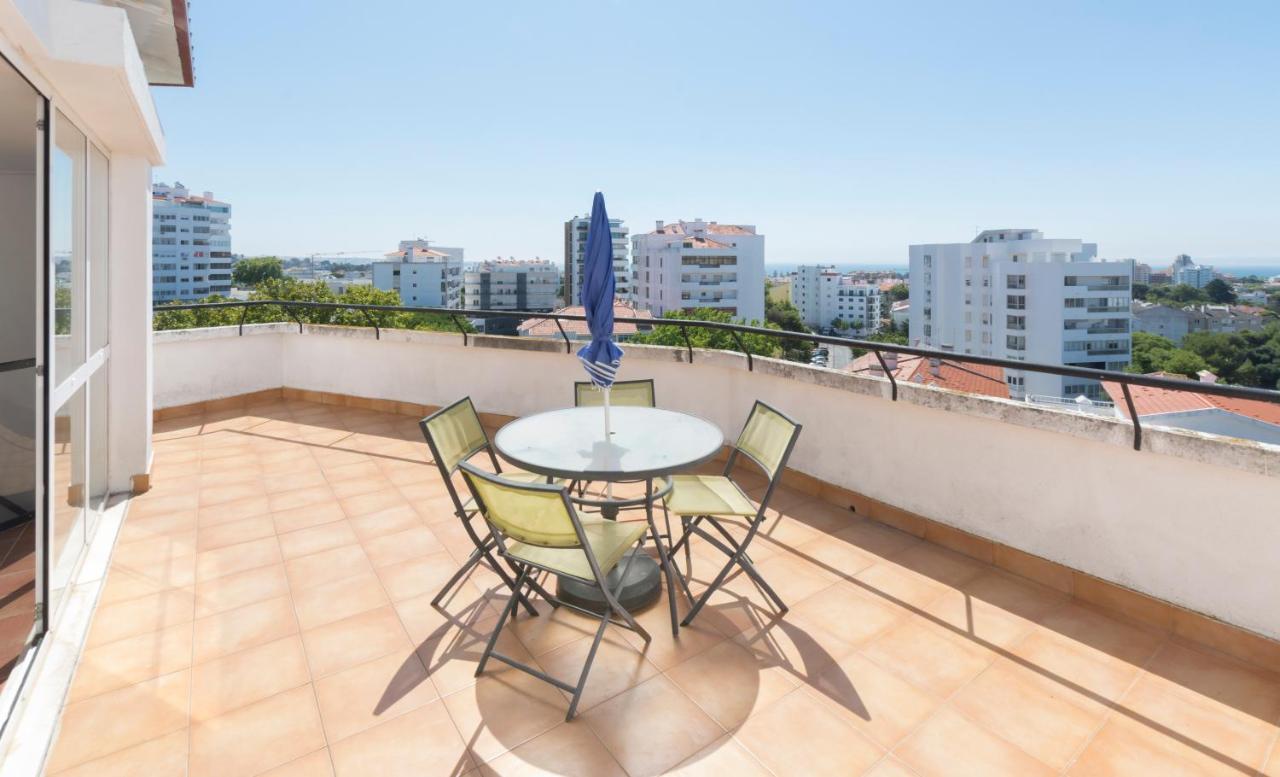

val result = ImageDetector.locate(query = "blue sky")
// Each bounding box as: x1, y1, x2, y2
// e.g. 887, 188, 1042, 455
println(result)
153, 0, 1280, 266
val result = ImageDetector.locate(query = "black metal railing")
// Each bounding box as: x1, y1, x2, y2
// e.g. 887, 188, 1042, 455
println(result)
155, 299, 1280, 453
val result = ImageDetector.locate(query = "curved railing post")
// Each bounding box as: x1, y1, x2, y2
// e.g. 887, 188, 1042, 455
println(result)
678, 325, 693, 363
729, 330, 753, 372
450, 314, 469, 346
871, 348, 897, 401
1121, 383, 1142, 451
553, 319, 571, 354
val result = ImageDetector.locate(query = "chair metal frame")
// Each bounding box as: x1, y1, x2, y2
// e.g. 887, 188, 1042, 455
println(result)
459, 462, 652, 720
667, 400, 803, 626
571, 379, 656, 502
419, 396, 551, 616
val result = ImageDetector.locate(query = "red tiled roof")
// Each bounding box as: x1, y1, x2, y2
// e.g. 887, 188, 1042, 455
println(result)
847, 352, 1009, 399
681, 236, 733, 249
651, 221, 752, 236
518, 303, 653, 337
1101, 378, 1280, 426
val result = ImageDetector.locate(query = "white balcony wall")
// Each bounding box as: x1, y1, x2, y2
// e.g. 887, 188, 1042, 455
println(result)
154, 325, 1280, 640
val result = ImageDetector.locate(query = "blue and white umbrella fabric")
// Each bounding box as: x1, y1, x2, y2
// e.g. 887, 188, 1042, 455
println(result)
576, 191, 623, 388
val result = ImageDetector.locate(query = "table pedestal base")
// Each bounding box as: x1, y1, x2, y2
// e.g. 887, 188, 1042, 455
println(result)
556, 549, 661, 615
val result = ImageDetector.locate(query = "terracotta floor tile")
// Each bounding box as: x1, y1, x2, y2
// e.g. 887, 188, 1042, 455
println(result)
323, 459, 383, 483
117, 510, 199, 544
194, 562, 290, 618
285, 542, 374, 591
732, 612, 859, 685
474, 722, 628, 777
788, 580, 907, 648
922, 570, 1069, 650
897, 707, 1056, 776
313, 650, 438, 742
1119, 666, 1277, 773
792, 530, 883, 582
667, 637, 802, 728
861, 756, 924, 777
951, 658, 1106, 770
70, 622, 193, 702
537, 631, 660, 713
303, 605, 415, 678
190, 635, 312, 720
262, 468, 329, 495
736, 687, 884, 777
197, 494, 273, 528
46, 670, 191, 773
111, 532, 198, 568
831, 518, 921, 561
269, 484, 339, 514
98, 558, 196, 605
339, 488, 410, 519
200, 479, 268, 508
292, 568, 390, 630
348, 504, 424, 541
1143, 640, 1280, 724
665, 735, 772, 776
1067, 714, 1244, 777
802, 651, 943, 749
85, 588, 195, 649
329, 700, 473, 776
421, 613, 539, 698
257, 749, 334, 777
330, 473, 397, 500
195, 536, 282, 582
192, 595, 299, 664
375, 551, 460, 602
272, 501, 347, 535
361, 525, 445, 568
861, 615, 997, 698
443, 660, 570, 763
47, 729, 187, 777
1012, 605, 1165, 703
189, 685, 327, 777
279, 520, 360, 560
197, 514, 276, 552
582, 674, 724, 777
613, 594, 727, 671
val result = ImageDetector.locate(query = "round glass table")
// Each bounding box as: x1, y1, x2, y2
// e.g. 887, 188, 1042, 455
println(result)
494, 406, 723, 632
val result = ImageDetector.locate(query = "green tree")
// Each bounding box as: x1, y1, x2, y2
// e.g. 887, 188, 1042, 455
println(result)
1146, 283, 1209, 305
629, 309, 785, 358
1131, 282, 1150, 301
1204, 278, 1237, 304
232, 256, 284, 287
831, 318, 847, 331
884, 283, 909, 303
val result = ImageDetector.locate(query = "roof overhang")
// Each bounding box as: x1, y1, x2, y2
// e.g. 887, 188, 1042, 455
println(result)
96, 0, 193, 86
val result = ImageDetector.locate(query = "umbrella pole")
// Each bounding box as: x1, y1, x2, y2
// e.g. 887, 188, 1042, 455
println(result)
602, 387, 613, 502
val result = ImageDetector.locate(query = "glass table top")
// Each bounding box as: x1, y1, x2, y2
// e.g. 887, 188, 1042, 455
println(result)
493, 406, 724, 480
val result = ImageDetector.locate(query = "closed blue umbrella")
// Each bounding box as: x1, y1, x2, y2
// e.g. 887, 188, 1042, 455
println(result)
577, 191, 623, 389
576, 192, 624, 465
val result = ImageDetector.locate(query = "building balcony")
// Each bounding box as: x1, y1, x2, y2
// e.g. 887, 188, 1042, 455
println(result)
24, 322, 1280, 776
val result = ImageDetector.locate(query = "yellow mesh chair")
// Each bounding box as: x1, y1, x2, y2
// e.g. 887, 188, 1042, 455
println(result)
573, 379, 655, 409
665, 401, 802, 625
572, 379, 656, 499
460, 463, 650, 720
419, 397, 556, 615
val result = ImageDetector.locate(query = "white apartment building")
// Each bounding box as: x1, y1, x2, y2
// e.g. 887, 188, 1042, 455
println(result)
371, 240, 463, 308
1171, 255, 1215, 288
151, 182, 231, 302
791, 265, 882, 333
909, 229, 1132, 400
464, 258, 559, 312
564, 215, 629, 303
631, 219, 765, 323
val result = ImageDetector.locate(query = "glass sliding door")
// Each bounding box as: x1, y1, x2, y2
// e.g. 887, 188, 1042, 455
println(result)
0, 53, 42, 700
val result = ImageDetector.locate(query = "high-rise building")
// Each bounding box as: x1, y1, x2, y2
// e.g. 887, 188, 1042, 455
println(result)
909, 228, 1132, 400
1171, 255, 1215, 288
564, 216, 629, 304
791, 265, 883, 333
1132, 261, 1152, 285
630, 219, 766, 322
464, 258, 559, 312
151, 182, 232, 302
372, 239, 463, 308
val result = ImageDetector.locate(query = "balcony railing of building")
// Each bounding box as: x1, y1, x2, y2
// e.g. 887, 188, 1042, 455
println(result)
157, 299, 1280, 453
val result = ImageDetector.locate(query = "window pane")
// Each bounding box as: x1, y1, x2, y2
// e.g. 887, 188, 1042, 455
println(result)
90, 144, 108, 353
50, 383, 86, 616
87, 367, 109, 539
52, 112, 86, 386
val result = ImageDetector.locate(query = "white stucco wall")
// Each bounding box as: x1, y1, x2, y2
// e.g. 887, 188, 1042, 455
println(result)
153, 324, 1280, 640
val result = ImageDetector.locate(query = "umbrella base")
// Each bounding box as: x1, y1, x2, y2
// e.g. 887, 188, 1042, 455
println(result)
555, 549, 661, 615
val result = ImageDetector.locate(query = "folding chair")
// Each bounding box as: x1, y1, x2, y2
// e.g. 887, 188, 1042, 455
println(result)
420, 397, 557, 616
665, 401, 802, 626
459, 462, 651, 720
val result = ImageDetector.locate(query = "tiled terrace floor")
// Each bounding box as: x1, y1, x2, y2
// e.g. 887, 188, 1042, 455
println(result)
45, 398, 1280, 776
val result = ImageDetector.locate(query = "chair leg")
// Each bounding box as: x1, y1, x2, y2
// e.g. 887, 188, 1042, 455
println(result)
476, 565, 529, 677
432, 546, 484, 607
642, 478, 679, 637
566, 616, 609, 720
680, 516, 784, 626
